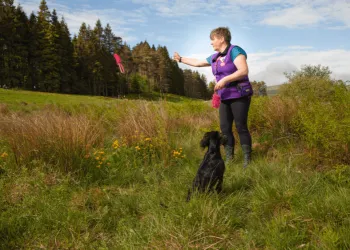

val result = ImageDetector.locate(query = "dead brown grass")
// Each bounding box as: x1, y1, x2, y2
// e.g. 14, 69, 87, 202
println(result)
115, 101, 170, 144
0, 109, 104, 171
0, 103, 9, 115
115, 101, 218, 144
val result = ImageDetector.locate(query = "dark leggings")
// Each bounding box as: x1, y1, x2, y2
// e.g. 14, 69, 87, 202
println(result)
219, 96, 252, 147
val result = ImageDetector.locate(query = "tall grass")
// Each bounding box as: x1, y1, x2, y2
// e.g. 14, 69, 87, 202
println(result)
114, 101, 170, 143
0, 109, 104, 171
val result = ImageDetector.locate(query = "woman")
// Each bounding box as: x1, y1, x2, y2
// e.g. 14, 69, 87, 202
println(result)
173, 27, 253, 168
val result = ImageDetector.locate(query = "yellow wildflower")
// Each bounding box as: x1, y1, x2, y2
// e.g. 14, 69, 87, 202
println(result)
144, 138, 151, 141
135, 146, 141, 151
113, 140, 120, 149
1, 152, 8, 158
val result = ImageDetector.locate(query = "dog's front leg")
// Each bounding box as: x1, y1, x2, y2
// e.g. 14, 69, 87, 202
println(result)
216, 178, 223, 193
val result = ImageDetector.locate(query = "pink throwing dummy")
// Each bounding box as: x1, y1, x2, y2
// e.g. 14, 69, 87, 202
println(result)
113, 53, 125, 74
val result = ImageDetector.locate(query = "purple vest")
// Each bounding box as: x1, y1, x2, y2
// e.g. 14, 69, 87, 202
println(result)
211, 45, 253, 100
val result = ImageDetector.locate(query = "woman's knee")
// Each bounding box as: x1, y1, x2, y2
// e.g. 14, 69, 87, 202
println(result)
220, 123, 233, 135
235, 122, 249, 134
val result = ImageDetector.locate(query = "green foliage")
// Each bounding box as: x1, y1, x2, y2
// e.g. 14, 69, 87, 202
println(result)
251, 80, 267, 96
129, 73, 148, 93
183, 70, 210, 99
285, 64, 332, 80
296, 98, 349, 162
248, 64, 349, 165
208, 80, 215, 96
276, 64, 350, 164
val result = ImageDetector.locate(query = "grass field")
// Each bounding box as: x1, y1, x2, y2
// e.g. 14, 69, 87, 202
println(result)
0, 89, 349, 249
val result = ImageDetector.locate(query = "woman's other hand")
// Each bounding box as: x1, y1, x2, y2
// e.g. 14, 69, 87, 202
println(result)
214, 79, 227, 91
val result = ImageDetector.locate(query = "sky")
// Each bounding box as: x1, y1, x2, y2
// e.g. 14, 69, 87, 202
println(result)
14, 0, 350, 86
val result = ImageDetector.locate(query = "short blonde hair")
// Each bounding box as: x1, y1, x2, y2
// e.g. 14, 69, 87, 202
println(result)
210, 27, 231, 43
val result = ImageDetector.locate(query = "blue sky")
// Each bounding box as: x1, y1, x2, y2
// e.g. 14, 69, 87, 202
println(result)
15, 0, 350, 85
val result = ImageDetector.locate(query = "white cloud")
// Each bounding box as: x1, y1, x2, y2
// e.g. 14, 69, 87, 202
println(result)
261, 0, 350, 29
250, 49, 350, 85
17, 0, 349, 34
227, 0, 283, 6
320, 1, 350, 29
284, 46, 314, 50
130, 0, 350, 29
261, 6, 323, 28
14, 0, 146, 38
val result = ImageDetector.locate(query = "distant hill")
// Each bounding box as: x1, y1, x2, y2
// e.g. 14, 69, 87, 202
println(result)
267, 84, 284, 96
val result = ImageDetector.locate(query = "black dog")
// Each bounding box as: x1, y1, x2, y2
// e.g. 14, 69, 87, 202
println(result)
187, 131, 226, 202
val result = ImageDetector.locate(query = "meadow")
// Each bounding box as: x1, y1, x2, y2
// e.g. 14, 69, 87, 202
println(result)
0, 82, 349, 249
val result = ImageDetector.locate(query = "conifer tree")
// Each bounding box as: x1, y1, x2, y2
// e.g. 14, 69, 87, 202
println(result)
155, 45, 171, 93
0, 0, 16, 87
36, 0, 60, 92
27, 12, 39, 90
74, 22, 92, 94
59, 17, 75, 93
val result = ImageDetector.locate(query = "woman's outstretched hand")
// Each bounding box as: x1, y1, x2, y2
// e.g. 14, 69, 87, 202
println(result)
173, 52, 181, 62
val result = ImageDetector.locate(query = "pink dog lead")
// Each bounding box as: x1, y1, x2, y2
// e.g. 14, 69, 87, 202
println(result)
212, 92, 220, 109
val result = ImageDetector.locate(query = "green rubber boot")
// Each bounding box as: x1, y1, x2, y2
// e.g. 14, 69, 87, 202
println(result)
241, 144, 252, 168
224, 145, 234, 165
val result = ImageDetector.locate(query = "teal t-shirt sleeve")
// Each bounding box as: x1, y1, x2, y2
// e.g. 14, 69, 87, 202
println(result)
206, 55, 212, 65
230, 46, 247, 61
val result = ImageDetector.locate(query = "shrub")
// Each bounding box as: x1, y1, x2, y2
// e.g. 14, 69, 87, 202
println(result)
249, 96, 298, 139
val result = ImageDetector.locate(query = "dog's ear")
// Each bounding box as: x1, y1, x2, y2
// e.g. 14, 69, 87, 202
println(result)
200, 132, 210, 148
220, 133, 227, 145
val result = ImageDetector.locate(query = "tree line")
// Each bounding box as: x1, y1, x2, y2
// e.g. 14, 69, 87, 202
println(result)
0, 0, 212, 99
